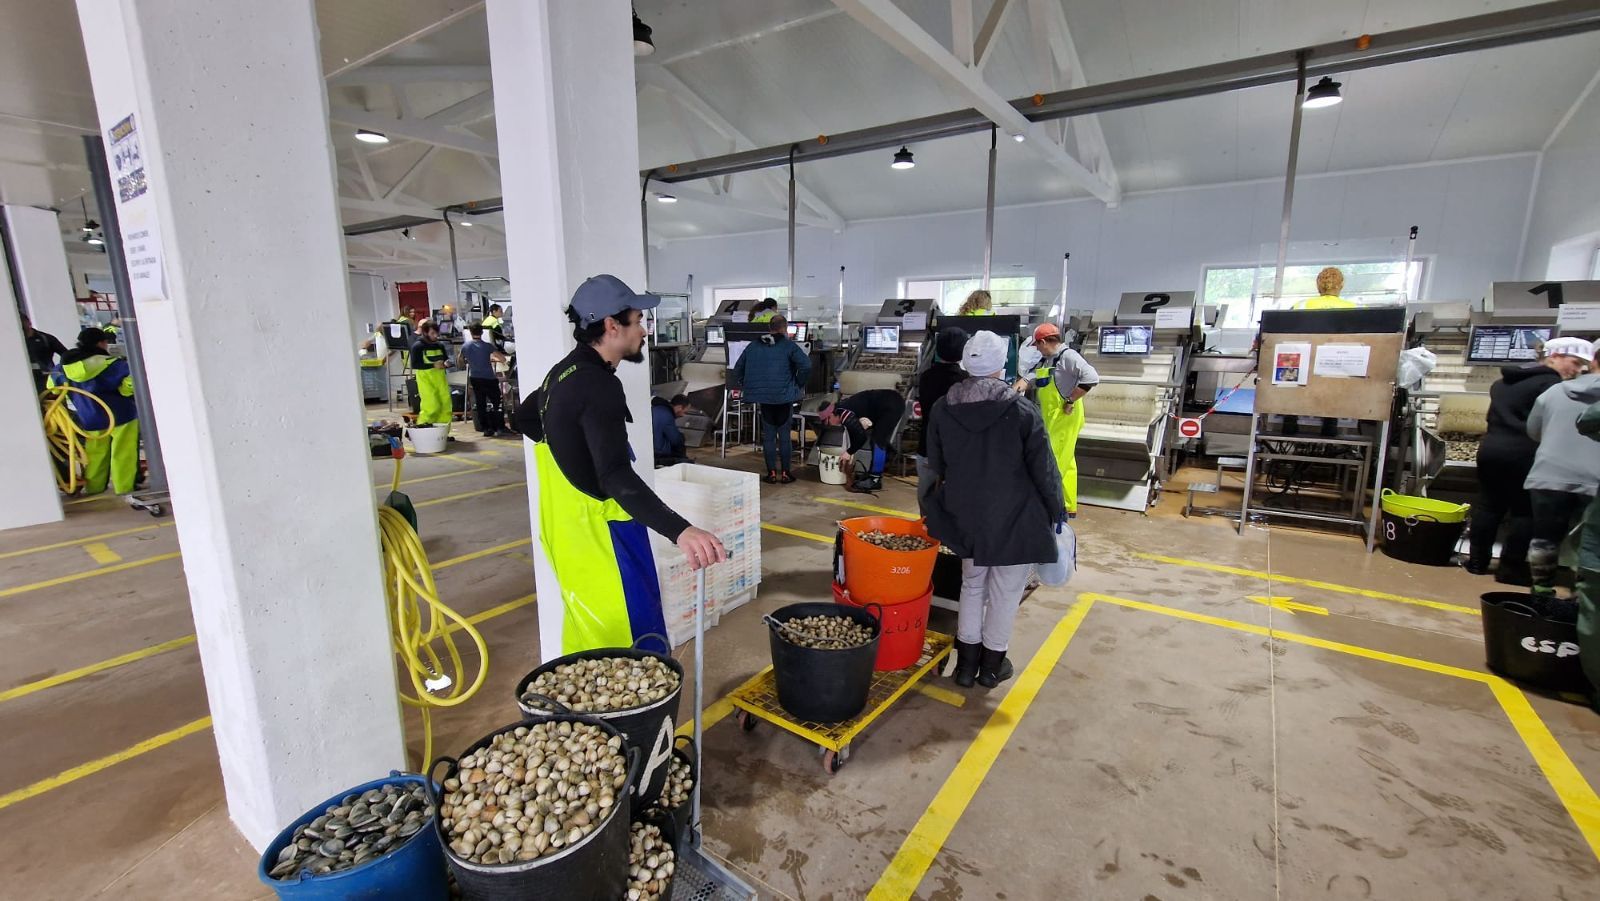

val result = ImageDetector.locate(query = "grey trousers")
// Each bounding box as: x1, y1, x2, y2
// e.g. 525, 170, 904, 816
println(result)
958, 560, 1032, 652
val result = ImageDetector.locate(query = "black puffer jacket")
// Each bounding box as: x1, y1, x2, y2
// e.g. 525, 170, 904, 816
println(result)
923, 377, 1065, 566
1480, 363, 1562, 465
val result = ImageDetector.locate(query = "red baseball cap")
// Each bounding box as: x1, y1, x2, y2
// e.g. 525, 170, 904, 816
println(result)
1032, 323, 1062, 343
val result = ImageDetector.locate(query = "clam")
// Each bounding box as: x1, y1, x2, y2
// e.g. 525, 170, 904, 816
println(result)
268, 783, 433, 881
522, 656, 679, 713
626, 821, 676, 901
777, 614, 873, 650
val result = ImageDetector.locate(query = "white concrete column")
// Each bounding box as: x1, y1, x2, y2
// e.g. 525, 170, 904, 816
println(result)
76, 0, 405, 848
487, 0, 656, 659
0, 249, 64, 531
3, 205, 81, 342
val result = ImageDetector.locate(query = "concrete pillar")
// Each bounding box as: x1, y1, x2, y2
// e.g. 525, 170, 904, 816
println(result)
487, 0, 656, 660
76, 0, 405, 848
0, 249, 64, 531
3, 205, 81, 342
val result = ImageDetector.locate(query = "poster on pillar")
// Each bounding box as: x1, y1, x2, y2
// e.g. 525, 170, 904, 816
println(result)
107, 114, 168, 303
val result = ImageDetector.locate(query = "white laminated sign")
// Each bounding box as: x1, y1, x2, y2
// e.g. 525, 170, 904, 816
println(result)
107, 114, 168, 303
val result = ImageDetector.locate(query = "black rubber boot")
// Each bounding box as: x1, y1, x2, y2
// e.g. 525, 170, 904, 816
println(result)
977, 647, 1014, 688
952, 641, 981, 687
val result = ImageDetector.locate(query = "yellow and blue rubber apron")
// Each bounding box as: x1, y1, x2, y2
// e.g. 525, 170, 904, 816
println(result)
415, 344, 452, 424
533, 370, 668, 654
1034, 362, 1086, 514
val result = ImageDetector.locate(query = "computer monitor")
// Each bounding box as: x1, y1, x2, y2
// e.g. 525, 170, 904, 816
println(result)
787, 321, 809, 342
1467, 324, 1550, 364
705, 325, 726, 346
1098, 325, 1153, 355
1212, 386, 1256, 416
863, 325, 900, 353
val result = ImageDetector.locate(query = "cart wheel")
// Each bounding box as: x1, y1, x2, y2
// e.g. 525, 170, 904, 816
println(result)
737, 710, 757, 733
822, 749, 843, 774
147, 504, 165, 517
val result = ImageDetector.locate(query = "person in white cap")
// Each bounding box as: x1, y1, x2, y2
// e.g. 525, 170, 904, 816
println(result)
1524, 336, 1600, 598
922, 329, 1066, 688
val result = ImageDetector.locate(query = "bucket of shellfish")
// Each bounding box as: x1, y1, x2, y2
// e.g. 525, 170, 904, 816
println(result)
766, 602, 881, 723
624, 809, 680, 901
837, 516, 940, 604
513, 635, 683, 810
257, 772, 446, 900
640, 734, 697, 846
426, 716, 641, 901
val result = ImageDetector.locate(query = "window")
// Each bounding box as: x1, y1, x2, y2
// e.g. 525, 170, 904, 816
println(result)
710, 285, 787, 316
1202, 260, 1426, 329
902, 275, 1038, 315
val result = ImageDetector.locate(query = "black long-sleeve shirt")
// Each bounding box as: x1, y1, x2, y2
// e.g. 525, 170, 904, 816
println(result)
836, 389, 906, 454
516, 344, 691, 541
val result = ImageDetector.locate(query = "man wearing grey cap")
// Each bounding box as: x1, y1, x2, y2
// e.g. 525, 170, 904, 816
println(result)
514, 275, 726, 653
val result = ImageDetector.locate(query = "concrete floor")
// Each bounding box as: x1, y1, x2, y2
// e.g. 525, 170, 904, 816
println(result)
1, 432, 1596, 900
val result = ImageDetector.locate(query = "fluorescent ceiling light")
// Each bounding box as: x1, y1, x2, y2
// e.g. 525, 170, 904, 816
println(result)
355, 129, 390, 144
654, 193, 677, 203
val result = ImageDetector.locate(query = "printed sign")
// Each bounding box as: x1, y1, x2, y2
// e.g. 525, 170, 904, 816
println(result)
1313, 344, 1371, 378
1177, 417, 1203, 439
1557, 304, 1600, 332
107, 113, 167, 303
1271, 342, 1312, 387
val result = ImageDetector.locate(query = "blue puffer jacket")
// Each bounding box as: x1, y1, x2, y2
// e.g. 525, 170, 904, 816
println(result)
733, 334, 811, 405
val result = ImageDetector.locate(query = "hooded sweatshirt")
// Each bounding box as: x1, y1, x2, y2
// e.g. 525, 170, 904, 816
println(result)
1525, 373, 1600, 496
923, 377, 1065, 566
1481, 362, 1564, 464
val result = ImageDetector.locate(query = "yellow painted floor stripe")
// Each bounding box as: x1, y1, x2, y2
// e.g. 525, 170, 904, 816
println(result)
82, 542, 122, 565
0, 716, 212, 812
760, 523, 832, 544
432, 538, 532, 569
415, 481, 526, 508
914, 682, 966, 708
0, 552, 182, 600
869, 599, 1094, 901
0, 521, 173, 561
812, 496, 918, 519
1136, 552, 1480, 616
676, 695, 737, 739
0, 635, 199, 705
1486, 678, 1600, 862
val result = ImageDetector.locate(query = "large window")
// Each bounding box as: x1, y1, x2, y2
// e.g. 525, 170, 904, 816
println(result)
902, 275, 1038, 315
710, 285, 787, 314
1203, 260, 1426, 328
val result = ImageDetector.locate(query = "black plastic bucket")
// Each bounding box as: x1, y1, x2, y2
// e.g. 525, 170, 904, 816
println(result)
1480, 592, 1590, 694
426, 716, 640, 901
513, 635, 682, 810
1380, 511, 1464, 566
628, 809, 679, 901
646, 735, 696, 846
766, 602, 881, 723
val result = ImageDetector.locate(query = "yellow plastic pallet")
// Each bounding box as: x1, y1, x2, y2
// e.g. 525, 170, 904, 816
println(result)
727, 631, 954, 773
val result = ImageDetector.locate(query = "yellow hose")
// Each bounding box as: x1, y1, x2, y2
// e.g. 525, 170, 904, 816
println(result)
38, 386, 116, 495
377, 457, 490, 770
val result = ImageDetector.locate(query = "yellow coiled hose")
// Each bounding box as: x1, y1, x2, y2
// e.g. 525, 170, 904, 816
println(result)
39, 385, 115, 495
378, 459, 490, 769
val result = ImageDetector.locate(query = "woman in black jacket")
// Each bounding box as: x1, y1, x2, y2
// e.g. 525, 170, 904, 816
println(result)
924, 330, 1066, 688
914, 328, 969, 512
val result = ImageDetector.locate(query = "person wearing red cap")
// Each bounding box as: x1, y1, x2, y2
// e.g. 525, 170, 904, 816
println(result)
1015, 323, 1098, 514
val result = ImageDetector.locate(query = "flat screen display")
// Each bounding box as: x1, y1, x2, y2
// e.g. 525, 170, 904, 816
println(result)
1212, 386, 1256, 415
1099, 325, 1153, 355
705, 325, 725, 346
864, 325, 900, 353
1467, 325, 1550, 364
787, 321, 809, 342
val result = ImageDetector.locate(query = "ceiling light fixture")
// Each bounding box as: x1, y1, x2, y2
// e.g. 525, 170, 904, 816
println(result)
402, 228, 414, 240
890, 146, 915, 170
459, 219, 473, 227
355, 129, 390, 144
78, 197, 98, 232
84, 233, 104, 246
654, 193, 678, 203
1012, 133, 1026, 143
633, 11, 655, 57
1303, 76, 1342, 109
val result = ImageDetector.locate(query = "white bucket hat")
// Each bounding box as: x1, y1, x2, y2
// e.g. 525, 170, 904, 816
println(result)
961, 330, 1009, 376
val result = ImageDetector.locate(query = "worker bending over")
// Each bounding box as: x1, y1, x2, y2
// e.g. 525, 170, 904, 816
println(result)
410, 320, 454, 427
819, 388, 905, 493
51, 327, 140, 495
515, 275, 725, 653
1017, 323, 1099, 515
652, 394, 692, 468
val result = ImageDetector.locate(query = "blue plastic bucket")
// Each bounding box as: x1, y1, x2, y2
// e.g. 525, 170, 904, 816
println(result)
257, 771, 447, 901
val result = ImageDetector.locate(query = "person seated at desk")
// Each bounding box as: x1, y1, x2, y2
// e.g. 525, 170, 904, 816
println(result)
1293, 267, 1357, 310
652, 393, 692, 467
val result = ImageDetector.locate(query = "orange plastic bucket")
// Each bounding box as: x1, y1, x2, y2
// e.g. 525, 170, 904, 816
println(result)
834, 582, 931, 671
838, 516, 939, 604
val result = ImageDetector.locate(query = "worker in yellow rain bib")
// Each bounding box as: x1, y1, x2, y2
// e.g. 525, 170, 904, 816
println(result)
1293, 267, 1357, 310
410, 320, 454, 426
1015, 323, 1098, 515
514, 275, 726, 653
51, 328, 140, 495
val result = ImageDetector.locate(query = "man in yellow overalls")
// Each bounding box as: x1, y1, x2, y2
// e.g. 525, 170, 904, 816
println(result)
51, 327, 140, 495
409, 320, 453, 425
513, 275, 726, 653
1015, 323, 1098, 514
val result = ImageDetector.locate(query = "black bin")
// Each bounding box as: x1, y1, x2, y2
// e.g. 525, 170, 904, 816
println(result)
1380, 511, 1464, 566
767, 602, 880, 723
1480, 592, 1590, 695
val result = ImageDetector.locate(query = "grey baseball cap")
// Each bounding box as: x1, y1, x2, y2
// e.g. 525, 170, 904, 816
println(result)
568, 274, 661, 326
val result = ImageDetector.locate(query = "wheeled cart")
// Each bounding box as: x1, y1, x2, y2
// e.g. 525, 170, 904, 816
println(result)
728, 631, 954, 774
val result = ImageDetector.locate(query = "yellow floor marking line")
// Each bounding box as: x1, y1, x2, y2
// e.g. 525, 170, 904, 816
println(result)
913, 682, 966, 708
452, 594, 536, 633
0, 635, 199, 705
0, 521, 174, 561
868, 599, 1094, 901
1486, 678, 1600, 862
811, 496, 918, 519
0, 716, 212, 812
432, 538, 532, 569
83, 542, 122, 565
414, 481, 526, 508
676, 695, 737, 739
760, 523, 833, 544
0, 552, 182, 600
1136, 552, 1480, 616
1247, 595, 1328, 616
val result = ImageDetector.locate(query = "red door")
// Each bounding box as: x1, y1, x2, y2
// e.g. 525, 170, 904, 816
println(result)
396, 281, 430, 322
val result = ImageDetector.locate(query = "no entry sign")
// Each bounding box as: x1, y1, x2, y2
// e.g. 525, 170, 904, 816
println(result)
1177, 417, 1203, 439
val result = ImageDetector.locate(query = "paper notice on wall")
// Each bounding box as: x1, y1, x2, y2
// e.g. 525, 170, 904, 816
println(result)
1313, 344, 1371, 378
1271, 342, 1312, 387
1557, 304, 1600, 331
729, 310, 748, 323
1154, 306, 1193, 330
901, 311, 928, 332
107, 113, 167, 303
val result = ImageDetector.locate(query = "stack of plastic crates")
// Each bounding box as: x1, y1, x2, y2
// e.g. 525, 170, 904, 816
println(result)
651, 465, 763, 646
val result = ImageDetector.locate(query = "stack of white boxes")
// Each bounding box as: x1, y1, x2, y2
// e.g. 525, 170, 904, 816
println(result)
650, 465, 763, 647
